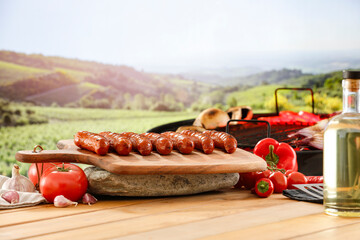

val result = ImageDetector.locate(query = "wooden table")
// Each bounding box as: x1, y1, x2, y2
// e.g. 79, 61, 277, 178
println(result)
1, 189, 359, 240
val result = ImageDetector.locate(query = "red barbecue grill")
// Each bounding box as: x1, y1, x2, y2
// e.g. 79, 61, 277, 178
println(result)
148, 88, 331, 176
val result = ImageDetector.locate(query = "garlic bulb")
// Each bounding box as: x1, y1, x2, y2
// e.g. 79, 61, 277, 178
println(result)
2, 164, 36, 192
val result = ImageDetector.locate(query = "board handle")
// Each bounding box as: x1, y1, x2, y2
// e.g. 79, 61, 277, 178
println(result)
15, 149, 90, 164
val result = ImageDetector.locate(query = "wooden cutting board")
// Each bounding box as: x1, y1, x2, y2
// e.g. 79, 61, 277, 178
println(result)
15, 139, 267, 175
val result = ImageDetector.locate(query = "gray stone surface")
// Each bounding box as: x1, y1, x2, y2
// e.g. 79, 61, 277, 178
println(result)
84, 167, 239, 197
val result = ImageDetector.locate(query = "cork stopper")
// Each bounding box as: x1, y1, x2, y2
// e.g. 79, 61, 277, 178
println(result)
343, 70, 360, 91
342, 79, 360, 91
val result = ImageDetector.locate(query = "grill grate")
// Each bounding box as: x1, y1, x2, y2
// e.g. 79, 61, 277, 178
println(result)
224, 121, 310, 148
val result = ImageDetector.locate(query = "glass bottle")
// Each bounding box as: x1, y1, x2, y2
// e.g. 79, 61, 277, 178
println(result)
324, 70, 360, 217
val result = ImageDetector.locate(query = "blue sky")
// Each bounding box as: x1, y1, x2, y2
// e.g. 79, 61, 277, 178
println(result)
0, 0, 360, 72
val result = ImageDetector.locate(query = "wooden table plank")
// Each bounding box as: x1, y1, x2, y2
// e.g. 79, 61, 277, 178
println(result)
0, 190, 285, 240
1, 189, 359, 240
16, 193, 304, 240
0, 199, 155, 228
113, 201, 323, 240
199, 213, 360, 240
292, 222, 360, 240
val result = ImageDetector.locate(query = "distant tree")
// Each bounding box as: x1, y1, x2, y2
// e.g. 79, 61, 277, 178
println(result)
264, 94, 293, 112
226, 96, 238, 108
14, 109, 21, 116
80, 95, 95, 108
123, 92, 132, 109
50, 102, 59, 108
133, 93, 146, 110
145, 96, 157, 109
150, 102, 170, 111
64, 102, 78, 108
95, 99, 111, 109
2, 114, 12, 126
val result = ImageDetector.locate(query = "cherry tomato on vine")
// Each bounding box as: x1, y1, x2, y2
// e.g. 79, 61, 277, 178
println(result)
40, 163, 88, 203
255, 178, 274, 198
239, 172, 257, 190
269, 171, 287, 193
255, 170, 272, 182
287, 172, 307, 189
285, 170, 295, 177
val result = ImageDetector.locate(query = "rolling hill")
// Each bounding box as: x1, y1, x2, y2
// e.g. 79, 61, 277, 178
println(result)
0, 50, 213, 108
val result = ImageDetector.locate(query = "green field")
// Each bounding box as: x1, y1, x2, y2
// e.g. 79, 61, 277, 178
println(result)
54, 67, 91, 81
0, 107, 197, 176
0, 61, 50, 84
227, 84, 283, 110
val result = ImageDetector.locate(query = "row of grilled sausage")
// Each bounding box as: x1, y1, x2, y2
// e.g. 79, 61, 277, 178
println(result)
74, 130, 238, 156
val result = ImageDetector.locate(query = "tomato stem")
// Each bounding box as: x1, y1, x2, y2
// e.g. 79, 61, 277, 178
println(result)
54, 162, 71, 172
257, 180, 270, 193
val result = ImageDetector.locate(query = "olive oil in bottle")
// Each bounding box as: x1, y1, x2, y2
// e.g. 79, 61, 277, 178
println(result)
324, 70, 360, 217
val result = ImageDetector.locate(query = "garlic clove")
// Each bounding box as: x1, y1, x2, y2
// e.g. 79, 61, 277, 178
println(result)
54, 195, 78, 208
2, 164, 36, 192
82, 193, 97, 205
1, 190, 20, 204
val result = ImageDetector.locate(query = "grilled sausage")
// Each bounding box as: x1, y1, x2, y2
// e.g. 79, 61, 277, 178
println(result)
99, 131, 132, 156
120, 132, 152, 156
74, 131, 110, 155
141, 132, 173, 155
161, 131, 194, 154
203, 130, 237, 154
180, 130, 214, 154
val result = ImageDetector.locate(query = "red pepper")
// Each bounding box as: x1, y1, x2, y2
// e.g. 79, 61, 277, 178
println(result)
255, 178, 274, 198
306, 176, 323, 183
254, 138, 298, 172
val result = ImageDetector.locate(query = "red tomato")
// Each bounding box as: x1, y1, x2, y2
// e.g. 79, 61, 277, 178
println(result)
285, 170, 295, 177
269, 171, 288, 193
255, 178, 274, 198
287, 172, 307, 189
240, 172, 257, 190
255, 170, 272, 181
28, 163, 58, 187
238, 170, 273, 190
40, 163, 88, 203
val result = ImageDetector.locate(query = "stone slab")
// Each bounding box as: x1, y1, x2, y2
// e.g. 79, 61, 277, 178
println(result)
84, 167, 239, 197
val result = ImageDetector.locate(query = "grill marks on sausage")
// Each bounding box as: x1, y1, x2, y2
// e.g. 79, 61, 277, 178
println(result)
74, 130, 237, 156
141, 132, 173, 155
161, 131, 195, 154
74, 131, 110, 155
180, 130, 214, 154
99, 131, 132, 156
120, 132, 152, 156
203, 130, 238, 153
